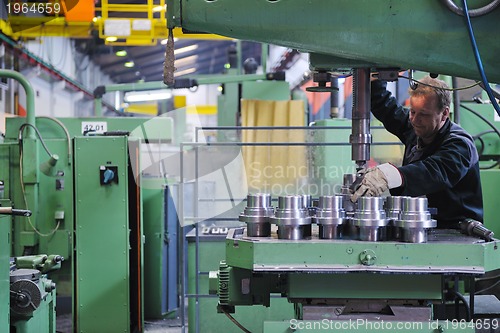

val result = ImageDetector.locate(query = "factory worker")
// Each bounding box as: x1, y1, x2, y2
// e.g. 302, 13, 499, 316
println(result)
351, 76, 483, 229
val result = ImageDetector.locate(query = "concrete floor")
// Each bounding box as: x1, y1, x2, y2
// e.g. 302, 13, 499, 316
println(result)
144, 318, 184, 333
56, 313, 186, 333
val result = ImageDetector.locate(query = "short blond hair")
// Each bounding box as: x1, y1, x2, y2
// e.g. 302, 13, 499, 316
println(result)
409, 76, 451, 112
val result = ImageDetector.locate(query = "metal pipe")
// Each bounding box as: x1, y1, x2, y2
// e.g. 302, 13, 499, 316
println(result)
261, 43, 268, 74
0, 70, 36, 138
452, 77, 460, 124
179, 144, 187, 333
330, 76, 339, 118
38, 116, 72, 164
350, 68, 372, 169
236, 40, 242, 75
441, 0, 500, 17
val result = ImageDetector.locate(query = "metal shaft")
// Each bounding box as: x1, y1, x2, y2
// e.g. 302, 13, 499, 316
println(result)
350, 68, 372, 169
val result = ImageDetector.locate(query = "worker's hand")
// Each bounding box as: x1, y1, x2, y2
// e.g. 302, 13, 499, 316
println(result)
350, 163, 403, 202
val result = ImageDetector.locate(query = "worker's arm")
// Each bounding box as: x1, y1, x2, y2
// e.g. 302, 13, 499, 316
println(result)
397, 130, 478, 196
370, 80, 413, 142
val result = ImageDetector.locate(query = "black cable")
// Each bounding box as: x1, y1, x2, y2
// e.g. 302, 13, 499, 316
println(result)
462, 0, 500, 117
220, 306, 252, 333
448, 289, 472, 321
475, 278, 500, 295
460, 104, 500, 140
460, 104, 500, 168
474, 135, 485, 156
452, 77, 461, 124
481, 160, 500, 169
476, 274, 500, 282
18, 123, 54, 157
475, 130, 496, 137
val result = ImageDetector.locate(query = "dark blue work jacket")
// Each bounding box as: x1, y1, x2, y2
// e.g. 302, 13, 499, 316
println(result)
371, 80, 483, 228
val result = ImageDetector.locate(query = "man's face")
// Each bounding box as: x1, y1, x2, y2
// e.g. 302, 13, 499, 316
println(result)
409, 94, 448, 143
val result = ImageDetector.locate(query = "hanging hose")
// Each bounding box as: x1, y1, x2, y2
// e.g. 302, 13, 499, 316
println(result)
461, 104, 500, 140
163, 28, 176, 86
441, 0, 500, 17
461, 104, 500, 168
461, 0, 500, 118
447, 289, 472, 321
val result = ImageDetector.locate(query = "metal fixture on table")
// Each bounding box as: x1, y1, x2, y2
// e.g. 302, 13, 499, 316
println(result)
459, 218, 495, 242
270, 195, 312, 240
384, 196, 408, 241
340, 173, 356, 238
396, 197, 437, 243
301, 194, 316, 217
238, 193, 274, 237
314, 195, 346, 239
352, 196, 388, 241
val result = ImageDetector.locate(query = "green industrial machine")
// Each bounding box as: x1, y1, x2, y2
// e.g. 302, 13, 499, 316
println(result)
0, 72, 174, 333
208, 228, 500, 332
10, 254, 60, 333
186, 227, 295, 333
73, 135, 141, 333
166, 0, 500, 82
459, 102, 500, 237
142, 178, 179, 320
166, 1, 500, 331
1, 197, 60, 333
0, 199, 12, 333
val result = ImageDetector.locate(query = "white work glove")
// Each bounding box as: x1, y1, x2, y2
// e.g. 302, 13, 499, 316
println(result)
350, 163, 403, 202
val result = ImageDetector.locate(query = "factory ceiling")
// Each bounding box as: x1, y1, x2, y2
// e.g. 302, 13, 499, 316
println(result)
74, 0, 264, 84
77, 37, 263, 84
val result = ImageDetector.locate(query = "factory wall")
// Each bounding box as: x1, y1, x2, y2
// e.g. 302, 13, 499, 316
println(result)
1, 37, 115, 122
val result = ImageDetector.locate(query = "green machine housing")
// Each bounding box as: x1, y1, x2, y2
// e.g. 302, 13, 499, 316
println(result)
210, 228, 500, 332
0, 116, 173, 332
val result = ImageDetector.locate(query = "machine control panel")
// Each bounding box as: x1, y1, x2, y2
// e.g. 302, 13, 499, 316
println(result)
99, 165, 118, 185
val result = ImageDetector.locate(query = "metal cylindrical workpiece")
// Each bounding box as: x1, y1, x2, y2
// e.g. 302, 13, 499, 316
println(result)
301, 194, 316, 217
314, 195, 346, 239
239, 193, 274, 237
385, 196, 407, 241
271, 195, 311, 240
340, 174, 356, 238
352, 197, 388, 241
396, 197, 436, 243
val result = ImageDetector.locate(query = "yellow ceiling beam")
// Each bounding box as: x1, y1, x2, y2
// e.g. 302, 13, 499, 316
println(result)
1, 19, 230, 43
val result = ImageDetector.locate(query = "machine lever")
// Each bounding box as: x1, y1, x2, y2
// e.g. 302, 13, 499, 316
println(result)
459, 218, 494, 242
0, 207, 32, 217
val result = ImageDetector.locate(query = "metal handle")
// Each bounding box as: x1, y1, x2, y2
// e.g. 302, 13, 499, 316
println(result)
0, 207, 32, 217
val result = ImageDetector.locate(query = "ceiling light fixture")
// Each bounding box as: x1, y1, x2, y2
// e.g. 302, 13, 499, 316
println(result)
174, 67, 197, 77
152, 5, 166, 12
115, 50, 127, 57
161, 37, 178, 45
124, 61, 135, 68
175, 55, 198, 67
174, 44, 199, 55
124, 89, 172, 102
